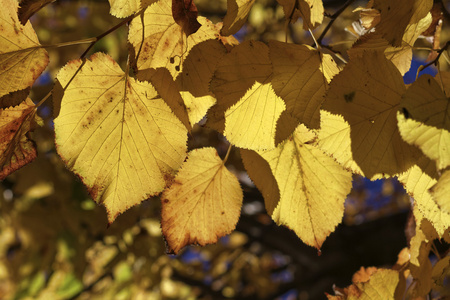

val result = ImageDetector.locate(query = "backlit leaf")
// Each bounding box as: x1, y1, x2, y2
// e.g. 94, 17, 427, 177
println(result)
208, 40, 272, 133
171, 0, 201, 37
175, 40, 227, 125
144, 67, 192, 131
398, 74, 450, 170
0, 0, 48, 100
269, 41, 338, 135
369, 0, 432, 46
429, 169, 450, 213
350, 12, 431, 75
258, 125, 352, 249
54, 53, 188, 223
240, 149, 280, 215
221, 0, 255, 36
321, 51, 420, 178
224, 81, 286, 150
161, 147, 243, 254
128, 0, 218, 78
276, 0, 324, 29
340, 268, 399, 300
398, 156, 450, 237
0, 98, 41, 180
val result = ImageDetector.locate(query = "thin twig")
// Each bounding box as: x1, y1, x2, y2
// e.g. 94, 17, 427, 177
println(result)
317, 0, 357, 45
80, 14, 135, 59
416, 40, 450, 79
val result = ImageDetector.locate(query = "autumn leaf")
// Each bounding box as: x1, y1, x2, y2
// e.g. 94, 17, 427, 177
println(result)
18, 0, 55, 25
143, 67, 192, 131
240, 149, 280, 215
429, 169, 450, 213
54, 53, 188, 223
350, 13, 432, 75
398, 156, 450, 237
172, 0, 201, 37
269, 40, 338, 139
208, 40, 272, 133
224, 81, 286, 150
398, 74, 450, 170
369, 0, 432, 46
258, 125, 352, 249
331, 268, 400, 300
128, 0, 219, 78
221, 0, 255, 36
108, 0, 156, 18
276, 0, 324, 30
0, 98, 42, 180
0, 0, 49, 102
161, 147, 243, 254
175, 40, 227, 125
320, 51, 420, 178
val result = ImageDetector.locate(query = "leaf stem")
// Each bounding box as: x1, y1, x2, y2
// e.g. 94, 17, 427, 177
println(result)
317, 0, 356, 46
223, 144, 232, 164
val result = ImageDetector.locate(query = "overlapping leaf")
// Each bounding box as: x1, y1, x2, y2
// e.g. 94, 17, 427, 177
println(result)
429, 169, 450, 213
221, 0, 255, 36
398, 156, 450, 237
398, 74, 450, 170
277, 0, 324, 29
175, 40, 228, 125
0, 0, 48, 103
0, 98, 42, 180
257, 125, 352, 249
350, 13, 432, 75
161, 147, 243, 254
320, 51, 420, 178
269, 40, 338, 142
327, 267, 399, 300
54, 53, 188, 223
128, 0, 219, 79
208, 40, 273, 133
224, 81, 286, 150
369, 0, 432, 46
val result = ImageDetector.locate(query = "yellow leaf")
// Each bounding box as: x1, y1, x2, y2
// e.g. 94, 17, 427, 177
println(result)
143, 68, 192, 131
208, 40, 272, 133
240, 149, 280, 215
54, 53, 188, 223
221, 0, 255, 36
350, 13, 431, 75
398, 156, 450, 237
429, 169, 450, 213
321, 51, 420, 178
258, 125, 352, 249
369, 0, 432, 46
0, 98, 41, 180
269, 41, 338, 134
175, 40, 227, 125
0, 0, 48, 100
276, 0, 324, 29
398, 74, 450, 170
329, 267, 400, 300
349, 268, 399, 300
161, 147, 243, 254
128, 0, 218, 78
108, 0, 157, 18
224, 81, 285, 150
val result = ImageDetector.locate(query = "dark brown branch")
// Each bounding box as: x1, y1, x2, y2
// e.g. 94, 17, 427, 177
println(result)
317, 0, 357, 45
417, 40, 450, 74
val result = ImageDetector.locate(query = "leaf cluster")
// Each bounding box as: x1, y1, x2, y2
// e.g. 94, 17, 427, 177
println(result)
1, 0, 450, 298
